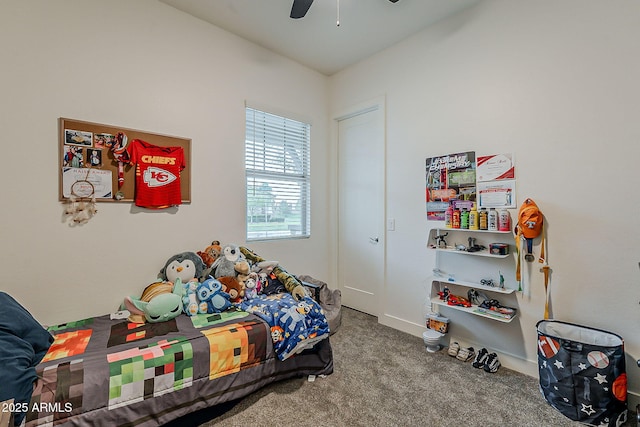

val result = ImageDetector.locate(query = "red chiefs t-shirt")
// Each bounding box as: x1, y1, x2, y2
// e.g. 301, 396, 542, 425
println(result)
128, 139, 185, 209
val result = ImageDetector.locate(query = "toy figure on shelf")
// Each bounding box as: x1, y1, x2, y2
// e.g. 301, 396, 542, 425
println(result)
438, 286, 450, 301
434, 232, 448, 248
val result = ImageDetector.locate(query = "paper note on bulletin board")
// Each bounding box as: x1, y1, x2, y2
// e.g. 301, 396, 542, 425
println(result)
59, 118, 191, 203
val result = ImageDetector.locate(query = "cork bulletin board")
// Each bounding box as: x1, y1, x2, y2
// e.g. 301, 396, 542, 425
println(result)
59, 117, 191, 204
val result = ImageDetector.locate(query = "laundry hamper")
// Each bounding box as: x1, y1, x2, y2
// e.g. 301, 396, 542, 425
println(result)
537, 320, 627, 426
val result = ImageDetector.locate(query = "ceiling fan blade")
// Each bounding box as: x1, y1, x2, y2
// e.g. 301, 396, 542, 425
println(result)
290, 0, 314, 19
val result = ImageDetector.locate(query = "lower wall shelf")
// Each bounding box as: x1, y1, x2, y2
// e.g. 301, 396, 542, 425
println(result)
431, 300, 517, 323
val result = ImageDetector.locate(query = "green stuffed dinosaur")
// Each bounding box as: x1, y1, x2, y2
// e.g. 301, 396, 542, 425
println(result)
123, 281, 183, 323
239, 246, 307, 300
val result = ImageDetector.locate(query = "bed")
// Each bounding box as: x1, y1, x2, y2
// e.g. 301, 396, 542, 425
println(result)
0, 292, 333, 427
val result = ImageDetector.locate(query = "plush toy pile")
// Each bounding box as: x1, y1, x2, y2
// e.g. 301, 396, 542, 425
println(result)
122, 240, 309, 323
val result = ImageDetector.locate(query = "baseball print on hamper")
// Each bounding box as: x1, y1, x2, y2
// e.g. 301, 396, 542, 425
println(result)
128, 139, 185, 209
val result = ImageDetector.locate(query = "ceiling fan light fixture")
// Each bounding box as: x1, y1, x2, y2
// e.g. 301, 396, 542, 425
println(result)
290, 0, 314, 19
290, 0, 399, 21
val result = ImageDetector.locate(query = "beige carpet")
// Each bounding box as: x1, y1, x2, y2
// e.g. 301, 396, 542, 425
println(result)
182, 307, 632, 427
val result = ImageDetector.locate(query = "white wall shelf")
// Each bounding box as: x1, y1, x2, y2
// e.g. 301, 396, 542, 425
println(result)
431, 300, 516, 323
428, 227, 518, 323
433, 228, 512, 234
431, 277, 514, 294
429, 247, 510, 258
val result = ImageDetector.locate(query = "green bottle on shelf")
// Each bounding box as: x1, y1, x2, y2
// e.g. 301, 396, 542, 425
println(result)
461, 208, 469, 229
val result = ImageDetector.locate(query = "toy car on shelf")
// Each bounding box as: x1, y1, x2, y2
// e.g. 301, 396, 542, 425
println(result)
446, 294, 472, 308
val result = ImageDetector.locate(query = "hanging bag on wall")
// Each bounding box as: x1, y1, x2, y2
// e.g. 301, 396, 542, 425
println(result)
537, 320, 627, 426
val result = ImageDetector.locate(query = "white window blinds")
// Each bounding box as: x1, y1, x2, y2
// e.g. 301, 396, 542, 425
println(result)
245, 107, 311, 240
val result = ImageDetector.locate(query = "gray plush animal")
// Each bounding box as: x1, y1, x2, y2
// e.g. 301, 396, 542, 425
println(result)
212, 244, 244, 278
158, 251, 206, 283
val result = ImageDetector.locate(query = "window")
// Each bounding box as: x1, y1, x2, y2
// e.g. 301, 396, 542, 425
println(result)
245, 107, 311, 240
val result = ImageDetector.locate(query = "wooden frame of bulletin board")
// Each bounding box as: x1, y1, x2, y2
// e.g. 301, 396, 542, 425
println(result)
59, 117, 191, 204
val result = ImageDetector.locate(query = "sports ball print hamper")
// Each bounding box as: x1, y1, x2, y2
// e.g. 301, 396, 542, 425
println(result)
536, 320, 627, 426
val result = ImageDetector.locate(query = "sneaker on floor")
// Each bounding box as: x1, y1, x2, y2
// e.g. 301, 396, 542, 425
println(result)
483, 352, 501, 373
472, 347, 489, 369
448, 341, 460, 357
456, 346, 475, 362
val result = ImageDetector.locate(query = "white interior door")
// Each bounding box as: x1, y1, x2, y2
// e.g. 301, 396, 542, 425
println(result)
337, 106, 384, 316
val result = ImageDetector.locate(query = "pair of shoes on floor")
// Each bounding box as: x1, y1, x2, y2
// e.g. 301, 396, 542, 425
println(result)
448, 342, 475, 362
472, 347, 501, 373
457, 346, 475, 362
447, 341, 460, 357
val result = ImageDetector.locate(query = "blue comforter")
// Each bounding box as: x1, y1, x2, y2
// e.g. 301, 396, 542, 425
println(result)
240, 294, 330, 361
0, 292, 54, 425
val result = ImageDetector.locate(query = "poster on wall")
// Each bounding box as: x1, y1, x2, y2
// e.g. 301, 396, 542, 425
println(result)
476, 153, 516, 208
425, 151, 476, 220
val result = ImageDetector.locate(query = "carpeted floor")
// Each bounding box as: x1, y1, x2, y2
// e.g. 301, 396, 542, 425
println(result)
181, 307, 632, 427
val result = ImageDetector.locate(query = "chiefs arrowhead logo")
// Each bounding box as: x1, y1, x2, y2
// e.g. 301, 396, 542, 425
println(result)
143, 167, 177, 187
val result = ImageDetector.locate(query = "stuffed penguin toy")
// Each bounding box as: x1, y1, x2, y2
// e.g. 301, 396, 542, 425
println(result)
159, 251, 207, 316
158, 251, 206, 283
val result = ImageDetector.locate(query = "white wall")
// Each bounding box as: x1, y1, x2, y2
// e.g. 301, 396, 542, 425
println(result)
330, 0, 640, 397
0, 0, 331, 325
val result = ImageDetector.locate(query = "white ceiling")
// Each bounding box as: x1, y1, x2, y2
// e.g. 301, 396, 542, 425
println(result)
159, 0, 481, 76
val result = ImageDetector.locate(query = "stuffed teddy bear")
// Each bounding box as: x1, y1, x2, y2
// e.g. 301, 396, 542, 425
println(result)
197, 276, 232, 313
198, 240, 222, 267
218, 276, 245, 304
158, 251, 207, 315
234, 260, 251, 284
197, 240, 222, 276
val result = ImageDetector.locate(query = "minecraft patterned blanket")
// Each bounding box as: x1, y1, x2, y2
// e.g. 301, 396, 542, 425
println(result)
240, 294, 330, 361
24, 309, 333, 427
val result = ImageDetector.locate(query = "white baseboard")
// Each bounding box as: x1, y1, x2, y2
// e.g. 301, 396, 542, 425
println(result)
378, 312, 426, 337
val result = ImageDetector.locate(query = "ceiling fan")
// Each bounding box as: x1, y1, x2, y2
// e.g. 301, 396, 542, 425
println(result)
290, 0, 400, 19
